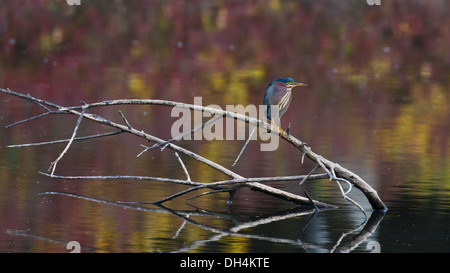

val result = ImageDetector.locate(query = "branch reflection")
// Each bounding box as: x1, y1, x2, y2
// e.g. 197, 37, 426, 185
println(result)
7, 191, 385, 253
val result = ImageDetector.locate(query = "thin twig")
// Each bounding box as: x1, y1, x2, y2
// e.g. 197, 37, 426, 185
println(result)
172, 219, 188, 239
6, 111, 61, 128
231, 126, 256, 167
316, 157, 333, 180
119, 110, 132, 129
7, 130, 123, 148
175, 152, 191, 181
331, 165, 353, 195
38, 171, 201, 186
48, 107, 87, 176
344, 195, 367, 218
304, 190, 319, 211
186, 189, 231, 201
23, 91, 52, 112
299, 164, 319, 186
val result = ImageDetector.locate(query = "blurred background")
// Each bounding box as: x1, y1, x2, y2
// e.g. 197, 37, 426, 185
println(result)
0, 0, 449, 252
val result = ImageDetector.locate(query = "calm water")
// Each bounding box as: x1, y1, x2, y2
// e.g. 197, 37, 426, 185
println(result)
0, 1, 449, 253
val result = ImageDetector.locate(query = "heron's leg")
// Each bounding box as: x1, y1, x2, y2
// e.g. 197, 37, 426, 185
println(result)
271, 118, 284, 137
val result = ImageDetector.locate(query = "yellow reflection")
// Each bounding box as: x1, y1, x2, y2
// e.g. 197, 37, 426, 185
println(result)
226, 237, 250, 253
420, 62, 432, 79
397, 22, 412, 35
127, 73, 153, 98
225, 71, 248, 105
200, 52, 265, 105
40, 27, 63, 52
269, 0, 281, 12
216, 7, 228, 30
93, 215, 118, 252
209, 71, 227, 93
196, 140, 231, 182
369, 57, 391, 77
375, 82, 450, 197
130, 42, 144, 60
429, 83, 446, 111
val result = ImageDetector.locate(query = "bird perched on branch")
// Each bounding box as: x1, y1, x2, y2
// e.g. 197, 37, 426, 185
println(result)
263, 77, 307, 134
232, 77, 307, 167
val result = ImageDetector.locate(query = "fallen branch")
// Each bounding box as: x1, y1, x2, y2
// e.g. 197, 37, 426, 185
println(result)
1, 87, 387, 211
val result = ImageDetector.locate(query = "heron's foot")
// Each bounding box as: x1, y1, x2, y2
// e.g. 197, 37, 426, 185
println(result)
286, 123, 291, 135
275, 125, 284, 137
270, 124, 286, 137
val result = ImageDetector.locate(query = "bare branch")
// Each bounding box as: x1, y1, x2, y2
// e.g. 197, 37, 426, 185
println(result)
48, 106, 87, 176
118, 110, 132, 129
7, 130, 122, 148
38, 171, 202, 186
175, 152, 191, 182
6, 111, 60, 128
299, 164, 319, 186
304, 190, 319, 211
231, 126, 256, 167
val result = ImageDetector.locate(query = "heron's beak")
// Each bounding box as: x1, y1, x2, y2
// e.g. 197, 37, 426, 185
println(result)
291, 82, 307, 88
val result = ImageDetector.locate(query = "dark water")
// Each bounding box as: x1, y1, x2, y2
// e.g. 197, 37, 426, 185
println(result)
0, 1, 449, 253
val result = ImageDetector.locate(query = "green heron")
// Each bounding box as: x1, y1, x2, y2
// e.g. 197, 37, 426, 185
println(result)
263, 77, 307, 133
232, 77, 307, 166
